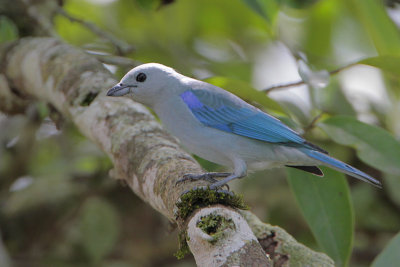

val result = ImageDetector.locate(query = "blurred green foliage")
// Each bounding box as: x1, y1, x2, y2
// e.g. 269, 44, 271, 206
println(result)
1, 0, 400, 266
287, 167, 354, 266
0, 16, 18, 43
320, 116, 400, 175
372, 232, 400, 267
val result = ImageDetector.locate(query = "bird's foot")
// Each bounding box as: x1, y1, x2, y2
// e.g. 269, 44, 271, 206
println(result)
176, 172, 231, 185
176, 172, 232, 191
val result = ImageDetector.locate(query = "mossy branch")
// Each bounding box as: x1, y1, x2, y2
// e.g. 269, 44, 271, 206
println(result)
0, 37, 333, 266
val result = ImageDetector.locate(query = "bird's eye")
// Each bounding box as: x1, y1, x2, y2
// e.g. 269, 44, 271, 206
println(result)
136, 73, 147, 82
119, 83, 123, 86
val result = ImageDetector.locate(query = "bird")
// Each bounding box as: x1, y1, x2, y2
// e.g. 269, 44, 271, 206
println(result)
106, 63, 382, 189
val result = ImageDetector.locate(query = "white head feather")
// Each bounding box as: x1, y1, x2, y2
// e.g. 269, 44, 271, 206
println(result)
107, 63, 188, 106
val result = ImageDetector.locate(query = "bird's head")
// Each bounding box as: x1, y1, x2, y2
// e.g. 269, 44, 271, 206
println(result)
107, 63, 182, 106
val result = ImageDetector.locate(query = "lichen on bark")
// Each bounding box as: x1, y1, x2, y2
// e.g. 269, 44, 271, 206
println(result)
0, 37, 334, 267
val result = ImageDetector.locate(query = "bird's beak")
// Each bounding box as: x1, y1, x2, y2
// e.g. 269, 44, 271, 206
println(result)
106, 84, 134, 97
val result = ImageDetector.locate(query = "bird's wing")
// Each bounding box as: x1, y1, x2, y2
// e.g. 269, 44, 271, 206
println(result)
180, 88, 310, 147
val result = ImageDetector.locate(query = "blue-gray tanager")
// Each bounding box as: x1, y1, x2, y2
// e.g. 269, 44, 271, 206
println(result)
107, 63, 382, 189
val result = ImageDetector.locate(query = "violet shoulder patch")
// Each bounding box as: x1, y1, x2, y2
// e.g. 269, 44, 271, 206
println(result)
180, 90, 204, 109
179, 90, 231, 131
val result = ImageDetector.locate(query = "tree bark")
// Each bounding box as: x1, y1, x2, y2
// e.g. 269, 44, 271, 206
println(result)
0, 37, 334, 267
0, 229, 11, 267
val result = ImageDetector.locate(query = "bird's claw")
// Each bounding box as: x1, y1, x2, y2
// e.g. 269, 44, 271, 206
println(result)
179, 173, 218, 184
176, 172, 231, 191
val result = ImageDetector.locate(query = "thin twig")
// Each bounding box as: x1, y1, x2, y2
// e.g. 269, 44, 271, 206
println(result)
90, 53, 139, 68
57, 7, 134, 55
262, 62, 358, 94
304, 112, 324, 133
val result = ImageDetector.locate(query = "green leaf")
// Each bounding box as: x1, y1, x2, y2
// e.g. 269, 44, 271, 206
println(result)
384, 174, 400, 207
241, 0, 279, 24
314, 78, 356, 116
319, 116, 400, 175
372, 232, 400, 267
303, 0, 337, 63
348, 0, 400, 55
281, 0, 319, 9
80, 197, 120, 263
205, 76, 287, 114
0, 16, 18, 43
359, 56, 400, 76
134, 0, 159, 10
3, 175, 84, 216
352, 184, 400, 231
287, 167, 354, 267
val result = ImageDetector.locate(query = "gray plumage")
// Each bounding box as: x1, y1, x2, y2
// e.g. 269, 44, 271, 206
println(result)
106, 63, 381, 189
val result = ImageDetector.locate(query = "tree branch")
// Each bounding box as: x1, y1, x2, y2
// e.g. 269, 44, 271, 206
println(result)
89, 53, 139, 68
262, 63, 358, 93
56, 7, 135, 55
0, 229, 11, 267
0, 37, 333, 266
0, 0, 59, 37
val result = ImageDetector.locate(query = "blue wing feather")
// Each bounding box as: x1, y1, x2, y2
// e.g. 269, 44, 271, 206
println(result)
179, 88, 381, 187
180, 90, 307, 146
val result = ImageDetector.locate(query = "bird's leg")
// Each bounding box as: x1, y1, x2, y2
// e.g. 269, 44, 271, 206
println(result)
208, 159, 247, 190
177, 159, 247, 191
176, 172, 231, 185
208, 172, 246, 190
177, 172, 232, 191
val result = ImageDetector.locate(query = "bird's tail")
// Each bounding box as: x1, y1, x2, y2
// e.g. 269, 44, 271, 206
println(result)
303, 149, 382, 188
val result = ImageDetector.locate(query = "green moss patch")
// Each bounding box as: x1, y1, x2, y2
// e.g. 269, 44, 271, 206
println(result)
197, 212, 236, 244
175, 188, 248, 221
174, 230, 190, 260
174, 188, 248, 259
